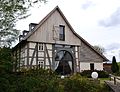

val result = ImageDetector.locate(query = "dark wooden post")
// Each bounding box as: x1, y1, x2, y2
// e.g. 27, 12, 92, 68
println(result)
109, 74, 111, 81
114, 77, 116, 85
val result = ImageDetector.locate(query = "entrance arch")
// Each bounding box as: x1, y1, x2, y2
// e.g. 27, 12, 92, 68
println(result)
55, 50, 74, 75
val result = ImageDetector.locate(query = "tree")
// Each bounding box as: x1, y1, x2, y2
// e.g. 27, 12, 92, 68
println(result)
93, 45, 105, 54
0, 0, 46, 47
111, 56, 119, 73
0, 47, 14, 73
117, 62, 120, 71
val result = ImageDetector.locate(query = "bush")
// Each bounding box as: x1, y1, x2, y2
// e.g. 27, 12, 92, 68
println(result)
0, 68, 109, 92
0, 47, 14, 73
80, 70, 109, 78
97, 70, 109, 78
0, 47, 109, 92
63, 74, 103, 92
114, 72, 120, 76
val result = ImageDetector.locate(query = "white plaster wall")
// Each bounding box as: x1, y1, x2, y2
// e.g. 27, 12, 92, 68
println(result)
38, 52, 44, 57
48, 50, 52, 57
29, 42, 36, 48
24, 58, 27, 65
29, 58, 36, 65
29, 50, 36, 56
94, 63, 103, 70
25, 48, 27, 57
80, 62, 103, 72
46, 60, 49, 65
45, 58, 52, 65
80, 62, 90, 71
46, 44, 52, 49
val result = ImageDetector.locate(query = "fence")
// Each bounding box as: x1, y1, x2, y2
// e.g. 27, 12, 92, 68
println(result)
109, 74, 120, 85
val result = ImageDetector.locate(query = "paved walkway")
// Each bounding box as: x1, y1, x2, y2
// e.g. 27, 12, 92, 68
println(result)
105, 80, 120, 92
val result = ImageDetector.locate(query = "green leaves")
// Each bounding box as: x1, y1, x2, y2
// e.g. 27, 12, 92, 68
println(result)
0, 47, 14, 73
111, 56, 119, 73
0, 0, 46, 47
0, 0, 28, 46
93, 45, 105, 54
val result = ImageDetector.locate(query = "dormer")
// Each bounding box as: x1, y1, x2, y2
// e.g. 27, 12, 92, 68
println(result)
23, 30, 29, 36
19, 35, 24, 42
29, 23, 38, 31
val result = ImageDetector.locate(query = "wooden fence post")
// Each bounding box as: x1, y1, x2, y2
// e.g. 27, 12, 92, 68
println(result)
114, 77, 116, 85
109, 74, 111, 81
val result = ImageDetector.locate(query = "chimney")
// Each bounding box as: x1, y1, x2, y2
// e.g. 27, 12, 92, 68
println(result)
23, 30, 29, 36
19, 35, 24, 42
29, 23, 38, 31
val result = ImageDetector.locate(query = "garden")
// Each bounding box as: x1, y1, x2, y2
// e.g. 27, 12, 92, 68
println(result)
0, 47, 110, 92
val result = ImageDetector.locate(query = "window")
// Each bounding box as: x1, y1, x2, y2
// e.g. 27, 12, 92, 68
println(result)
38, 44, 44, 51
38, 61, 44, 68
90, 63, 94, 71
59, 25, 65, 41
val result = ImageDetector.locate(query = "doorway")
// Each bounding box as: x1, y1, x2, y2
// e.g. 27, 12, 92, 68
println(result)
55, 50, 73, 75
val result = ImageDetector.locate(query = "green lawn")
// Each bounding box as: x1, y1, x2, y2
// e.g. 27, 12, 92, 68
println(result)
99, 78, 110, 84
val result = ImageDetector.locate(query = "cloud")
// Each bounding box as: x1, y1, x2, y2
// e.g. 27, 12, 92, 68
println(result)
81, 0, 94, 10
99, 7, 120, 27
105, 43, 120, 51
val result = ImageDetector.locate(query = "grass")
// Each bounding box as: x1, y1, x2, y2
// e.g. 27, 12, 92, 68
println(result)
99, 78, 110, 84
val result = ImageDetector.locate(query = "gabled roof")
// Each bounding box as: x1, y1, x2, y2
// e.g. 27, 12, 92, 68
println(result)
14, 6, 108, 61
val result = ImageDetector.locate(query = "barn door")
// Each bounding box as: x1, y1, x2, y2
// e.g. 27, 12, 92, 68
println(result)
55, 50, 73, 75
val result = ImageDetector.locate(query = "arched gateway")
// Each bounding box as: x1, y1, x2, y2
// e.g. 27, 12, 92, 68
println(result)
55, 50, 74, 75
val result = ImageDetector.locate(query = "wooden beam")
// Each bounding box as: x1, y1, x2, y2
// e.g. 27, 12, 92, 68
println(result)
14, 50, 17, 72
77, 46, 80, 72
45, 44, 51, 70
52, 45, 55, 70
27, 43, 29, 68
73, 46, 77, 73
44, 43, 46, 69
30, 43, 37, 68
36, 43, 38, 66
18, 45, 21, 71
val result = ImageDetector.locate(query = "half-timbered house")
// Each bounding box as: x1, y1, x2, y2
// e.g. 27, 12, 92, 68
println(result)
13, 6, 108, 75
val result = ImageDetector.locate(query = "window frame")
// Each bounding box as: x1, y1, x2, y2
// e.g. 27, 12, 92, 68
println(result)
59, 25, 65, 41
38, 43, 44, 51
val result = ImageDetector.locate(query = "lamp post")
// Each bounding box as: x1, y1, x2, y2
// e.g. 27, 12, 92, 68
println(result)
91, 72, 98, 79
61, 75, 65, 79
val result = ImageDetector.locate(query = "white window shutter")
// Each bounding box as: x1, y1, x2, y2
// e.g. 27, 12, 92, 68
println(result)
53, 25, 59, 40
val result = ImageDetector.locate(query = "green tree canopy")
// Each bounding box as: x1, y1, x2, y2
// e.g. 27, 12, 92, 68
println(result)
0, 0, 46, 47
93, 45, 105, 54
0, 47, 13, 73
111, 56, 119, 73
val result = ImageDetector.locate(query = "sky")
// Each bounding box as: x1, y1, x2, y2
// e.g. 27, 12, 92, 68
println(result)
16, 0, 120, 61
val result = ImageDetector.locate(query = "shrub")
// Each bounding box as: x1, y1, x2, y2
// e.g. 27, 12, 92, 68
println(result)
63, 74, 102, 92
80, 70, 109, 78
0, 47, 14, 73
0, 47, 109, 92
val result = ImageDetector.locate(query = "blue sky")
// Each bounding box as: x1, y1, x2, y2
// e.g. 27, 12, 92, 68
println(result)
16, 0, 120, 61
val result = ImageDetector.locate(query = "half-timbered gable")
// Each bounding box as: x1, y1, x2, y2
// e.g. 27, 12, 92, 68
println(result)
13, 6, 108, 74
27, 7, 81, 45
